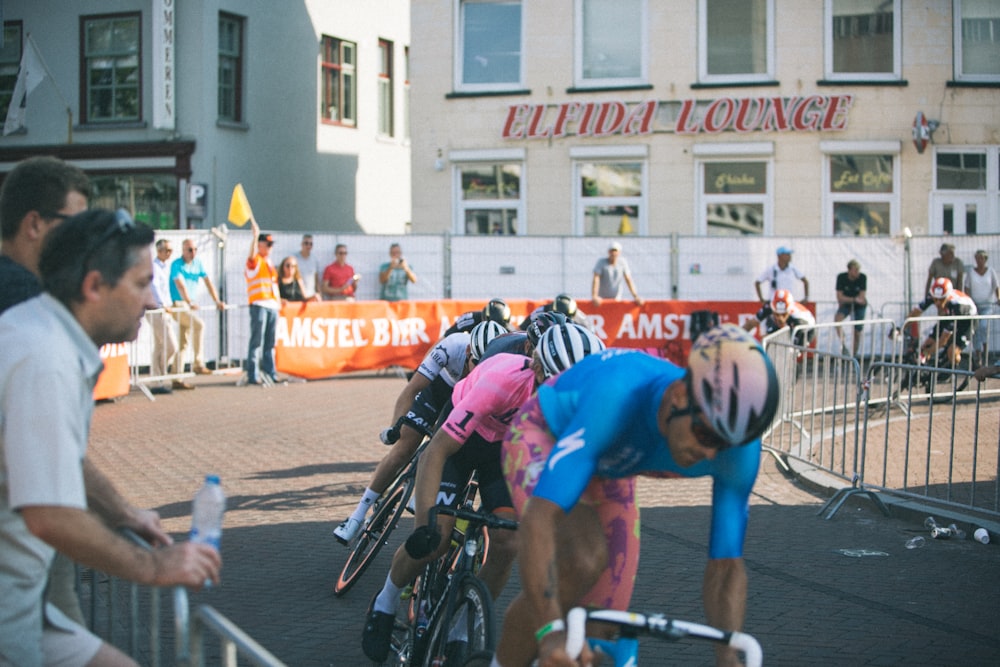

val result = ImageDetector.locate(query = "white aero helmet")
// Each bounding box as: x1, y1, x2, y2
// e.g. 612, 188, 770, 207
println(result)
469, 320, 506, 362
688, 323, 780, 447
537, 323, 605, 378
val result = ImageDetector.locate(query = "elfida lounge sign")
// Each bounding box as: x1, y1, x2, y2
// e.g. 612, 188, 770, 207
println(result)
501, 95, 853, 139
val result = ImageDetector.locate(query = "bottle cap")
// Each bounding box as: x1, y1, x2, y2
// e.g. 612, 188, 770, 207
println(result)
206, 474, 221, 484
974, 528, 990, 544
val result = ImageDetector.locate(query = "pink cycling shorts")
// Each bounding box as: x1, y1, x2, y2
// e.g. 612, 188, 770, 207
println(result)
502, 394, 639, 611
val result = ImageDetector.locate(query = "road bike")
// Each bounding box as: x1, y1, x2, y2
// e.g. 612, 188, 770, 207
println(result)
891, 322, 972, 402
561, 606, 763, 667
391, 503, 518, 666
333, 421, 433, 597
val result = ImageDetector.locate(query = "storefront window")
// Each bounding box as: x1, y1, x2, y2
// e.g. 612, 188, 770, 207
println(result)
936, 152, 986, 190
90, 174, 178, 230
701, 160, 768, 236
577, 161, 643, 236
828, 154, 894, 236
458, 162, 522, 234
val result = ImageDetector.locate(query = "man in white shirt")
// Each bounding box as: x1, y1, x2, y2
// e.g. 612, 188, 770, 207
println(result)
295, 234, 320, 299
147, 238, 180, 394
754, 246, 809, 304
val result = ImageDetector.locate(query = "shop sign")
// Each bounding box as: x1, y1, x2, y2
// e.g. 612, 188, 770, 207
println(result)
502, 94, 853, 140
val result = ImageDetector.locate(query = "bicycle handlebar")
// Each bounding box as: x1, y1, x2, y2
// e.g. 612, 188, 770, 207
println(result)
427, 505, 519, 533
565, 607, 762, 667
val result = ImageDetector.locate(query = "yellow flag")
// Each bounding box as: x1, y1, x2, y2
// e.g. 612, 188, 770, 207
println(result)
618, 214, 634, 235
227, 183, 254, 227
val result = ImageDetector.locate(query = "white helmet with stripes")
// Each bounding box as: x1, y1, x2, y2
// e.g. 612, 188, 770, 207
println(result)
469, 320, 506, 362
537, 323, 605, 378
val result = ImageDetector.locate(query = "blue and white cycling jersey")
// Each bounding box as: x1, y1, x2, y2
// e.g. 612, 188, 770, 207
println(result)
533, 349, 760, 559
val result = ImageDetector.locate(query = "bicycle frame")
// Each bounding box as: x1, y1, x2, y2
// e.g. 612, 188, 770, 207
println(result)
564, 607, 762, 667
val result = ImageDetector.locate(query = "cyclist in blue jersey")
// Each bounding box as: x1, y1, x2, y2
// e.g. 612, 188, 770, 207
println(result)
495, 324, 780, 667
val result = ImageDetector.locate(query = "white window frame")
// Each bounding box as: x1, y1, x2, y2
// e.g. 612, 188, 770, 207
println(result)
929, 145, 1000, 235
953, 0, 1000, 83
571, 145, 648, 237
454, 0, 525, 93
378, 39, 394, 138
450, 148, 527, 235
824, 0, 901, 81
693, 142, 774, 236
573, 0, 648, 89
697, 0, 774, 85
821, 141, 902, 237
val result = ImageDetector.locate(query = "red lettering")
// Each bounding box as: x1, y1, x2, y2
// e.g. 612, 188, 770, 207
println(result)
593, 102, 626, 137
791, 95, 824, 131
733, 97, 766, 133
578, 102, 597, 136
622, 100, 657, 136
703, 97, 735, 133
527, 105, 551, 138
821, 94, 853, 130
761, 96, 797, 131
674, 99, 701, 134
502, 104, 531, 139
551, 102, 583, 138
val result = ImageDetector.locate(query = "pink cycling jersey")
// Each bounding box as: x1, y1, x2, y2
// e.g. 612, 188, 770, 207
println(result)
442, 353, 535, 444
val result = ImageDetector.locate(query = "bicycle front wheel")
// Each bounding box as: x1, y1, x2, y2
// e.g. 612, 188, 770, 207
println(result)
422, 575, 494, 667
333, 475, 412, 596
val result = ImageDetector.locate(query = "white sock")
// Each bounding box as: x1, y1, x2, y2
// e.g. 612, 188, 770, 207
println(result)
374, 573, 403, 615
350, 488, 380, 523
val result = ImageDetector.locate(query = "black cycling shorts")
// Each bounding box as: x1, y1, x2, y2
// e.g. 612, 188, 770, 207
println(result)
436, 432, 512, 513
402, 375, 453, 437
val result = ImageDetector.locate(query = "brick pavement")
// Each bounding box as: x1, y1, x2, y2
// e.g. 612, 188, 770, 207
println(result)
88, 372, 1000, 666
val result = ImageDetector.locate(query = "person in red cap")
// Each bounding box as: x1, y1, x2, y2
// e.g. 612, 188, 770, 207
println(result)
245, 220, 281, 385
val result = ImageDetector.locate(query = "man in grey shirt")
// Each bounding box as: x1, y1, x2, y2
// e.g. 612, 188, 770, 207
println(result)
591, 241, 643, 307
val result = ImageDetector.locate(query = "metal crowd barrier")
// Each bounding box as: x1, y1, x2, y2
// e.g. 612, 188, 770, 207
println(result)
79, 531, 286, 666
761, 317, 1000, 522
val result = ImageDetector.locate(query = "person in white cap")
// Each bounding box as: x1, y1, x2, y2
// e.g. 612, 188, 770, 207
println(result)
591, 241, 642, 307
754, 245, 809, 304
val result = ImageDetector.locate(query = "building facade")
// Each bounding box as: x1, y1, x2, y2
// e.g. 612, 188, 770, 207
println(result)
410, 0, 1000, 238
0, 0, 411, 233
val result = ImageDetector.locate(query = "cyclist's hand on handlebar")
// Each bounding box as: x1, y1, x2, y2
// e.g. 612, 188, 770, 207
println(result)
540, 631, 592, 667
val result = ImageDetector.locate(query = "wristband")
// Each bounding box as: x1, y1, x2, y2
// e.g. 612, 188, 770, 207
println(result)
535, 618, 566, 642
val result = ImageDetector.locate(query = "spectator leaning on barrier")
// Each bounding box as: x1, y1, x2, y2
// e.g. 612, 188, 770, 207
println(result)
592, 241, 643, 307
925, 242, 964, 298
169, 239, 225, 387
294, 234, 320, 299
963, 250, 1000, 367
0, 209, 221, 667
755, 246, 809, 304
378, 243, 417, 301
834, 259, 868, 357
0, 156, 90, 315
246, 219, 282, 385
147, 239, 180, 394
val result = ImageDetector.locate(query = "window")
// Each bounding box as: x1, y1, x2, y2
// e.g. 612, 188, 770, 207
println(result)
954, 0, 1000, 82
378, 39, 394, 137
699, 0, 773, 84
575, 0, 646, 88
930, 148, 1000, 235
936, 152, 987, 191
701, 162, 768, 236
456, 0, 523, 92
82, 13, 141, 123
218, 13, 244, 123
0, 22, 22, 122
403, 46, 410, 140
89, 174, 179, 230
824, 149, 897, 236
453, 150, 525, 235
574, 157, 646, 236
322, 36, 356, 125
825, 0, 900, 81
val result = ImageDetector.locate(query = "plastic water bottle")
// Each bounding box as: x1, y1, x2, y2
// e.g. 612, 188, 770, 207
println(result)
973, 528, 990, 544
190, 474, 226, 550
415, 600, 429, 637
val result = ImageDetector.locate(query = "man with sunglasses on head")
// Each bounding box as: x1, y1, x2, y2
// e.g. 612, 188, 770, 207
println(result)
0, 156, 90, 315
0, 209, 222, 667
494, 325, 779, 667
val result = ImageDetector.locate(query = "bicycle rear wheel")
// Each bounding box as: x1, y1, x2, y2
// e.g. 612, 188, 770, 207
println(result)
333, 474, 412, 596
422, 575, 494, 667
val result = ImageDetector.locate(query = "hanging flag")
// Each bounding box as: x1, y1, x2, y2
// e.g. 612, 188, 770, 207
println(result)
3, 38, 48, 136
227, 183, 255, 227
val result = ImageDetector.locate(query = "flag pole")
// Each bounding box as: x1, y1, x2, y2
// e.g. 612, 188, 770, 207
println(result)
26, 34, 73, 143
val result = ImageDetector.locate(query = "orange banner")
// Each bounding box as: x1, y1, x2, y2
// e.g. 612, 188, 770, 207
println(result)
94, 343, 131, 400
274, 300, 765, 380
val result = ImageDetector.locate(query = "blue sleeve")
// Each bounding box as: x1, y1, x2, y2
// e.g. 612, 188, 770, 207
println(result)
707, 442, 760, 559
168, 260, 181, 301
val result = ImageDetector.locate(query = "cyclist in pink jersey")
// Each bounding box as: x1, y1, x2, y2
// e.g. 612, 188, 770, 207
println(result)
361, 324, 604, 663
